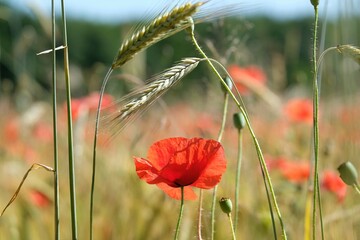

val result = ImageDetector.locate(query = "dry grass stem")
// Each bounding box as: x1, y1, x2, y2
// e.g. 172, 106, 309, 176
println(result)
337, 45, 360, 64
112, 2, 204, 68
104, 57, 201, 136
1, 163, 54, 216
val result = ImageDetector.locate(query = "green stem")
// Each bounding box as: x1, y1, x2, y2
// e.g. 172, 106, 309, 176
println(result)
234, 129, 242, 234
174, 187, 185, 240
354, 184, 360, 195
227, 213, 237, 240
51, 0, 60, 239
60, 0, 78, 238
197, 189, 203, 240
211, 92, 229, 240
190, 25, 287, 240
316, 173, 324, 240
90, 68, 113, 240
311, 5, 324, 240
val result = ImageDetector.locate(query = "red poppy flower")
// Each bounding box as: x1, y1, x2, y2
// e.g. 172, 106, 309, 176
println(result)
29, 189, 51, 207
227, 64, 267, 95
284, 98, 313, 124
64, 92, 114, 121
321, 170, 347, 202
267, 156, 310, 183
134, 137, 227, 200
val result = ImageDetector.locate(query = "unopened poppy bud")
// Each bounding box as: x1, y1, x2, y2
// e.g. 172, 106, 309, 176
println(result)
221, 76, 233, 93
338, 161, 359, 186
219, 197, 232, 214
310, 0, 319, 7
233, 112, 246, 130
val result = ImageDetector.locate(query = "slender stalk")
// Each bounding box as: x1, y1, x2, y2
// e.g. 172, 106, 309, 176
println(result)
227, 213, 236, 240
234, 128, 243, 234
51, 0, 60, 239
90, 68, 113, 240
210, 91, 229, 240
311, 5, 324, 240
189, 22, 287, 240
354, 184, 360, 195
60, 0, 78, 238
197, 189, 203, 240
317, 173, 324, 240
174, 187, 185, 240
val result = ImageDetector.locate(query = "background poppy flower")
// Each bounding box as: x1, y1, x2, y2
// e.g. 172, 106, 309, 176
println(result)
321, 170, 347, 202
284, 98, 313, 124
227, 64, 267, 95
134, 137, 227, 200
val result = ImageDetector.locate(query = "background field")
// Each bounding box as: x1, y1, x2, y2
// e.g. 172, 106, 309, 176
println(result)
1, 1, 360, 239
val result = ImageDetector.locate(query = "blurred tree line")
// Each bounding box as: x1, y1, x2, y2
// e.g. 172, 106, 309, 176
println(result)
1, 1, 359, 108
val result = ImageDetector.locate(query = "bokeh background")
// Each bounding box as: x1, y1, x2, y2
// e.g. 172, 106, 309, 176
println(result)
1, 0, 360, 239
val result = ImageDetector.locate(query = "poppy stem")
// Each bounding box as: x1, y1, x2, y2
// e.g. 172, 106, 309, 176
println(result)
234, 128, 243, 235
210, 91, 229, 240
227, 213, 236, 240
174, 187, 185, 240
354, 184, 360, 195
189, 20, 287, 240
310, 4, 325, 240
197, 190, 204, 240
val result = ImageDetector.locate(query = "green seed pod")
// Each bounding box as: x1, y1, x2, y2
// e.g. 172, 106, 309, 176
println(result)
221, 76, 233, 94
310, 0, 319, 7
337, 161, 359, 186
219, 197, 232, 214
233, 112, 246, 130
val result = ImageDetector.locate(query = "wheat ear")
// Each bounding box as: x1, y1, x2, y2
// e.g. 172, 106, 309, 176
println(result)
104, 57, 201, 134
337, 45, 360, 64
112, 2, 204, 69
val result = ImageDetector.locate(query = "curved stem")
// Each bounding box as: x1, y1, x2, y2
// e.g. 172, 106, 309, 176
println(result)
90, 68, 113, 240
174, 187, 185, 240
60, 0, 78, 238
190, 24, 287, 240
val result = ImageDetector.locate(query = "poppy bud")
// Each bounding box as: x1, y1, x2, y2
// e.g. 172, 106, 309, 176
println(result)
221, 76, 233, 94
233, 112, 246, 130
219, 197, 232, 214
337, 161, 359, 186
310, 0, 319, 8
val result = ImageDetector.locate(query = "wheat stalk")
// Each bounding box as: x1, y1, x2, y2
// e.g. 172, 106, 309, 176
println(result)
112, 2, 205, 69
104, 57, 201, 134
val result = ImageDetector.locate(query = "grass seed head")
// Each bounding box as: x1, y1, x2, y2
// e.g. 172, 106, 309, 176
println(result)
112, 2, 205, 69
337, 45, 360, 65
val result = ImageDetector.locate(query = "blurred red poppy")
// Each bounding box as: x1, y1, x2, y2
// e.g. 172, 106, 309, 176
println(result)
227, 64, 267, 95
267, 156, 310, 183
32, 122, 53, 143
321, 170, 347, 202
29, 189, 51, 207
64, 92, 114, 120
134, 137, 227, 200
284, 98, 313, 124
